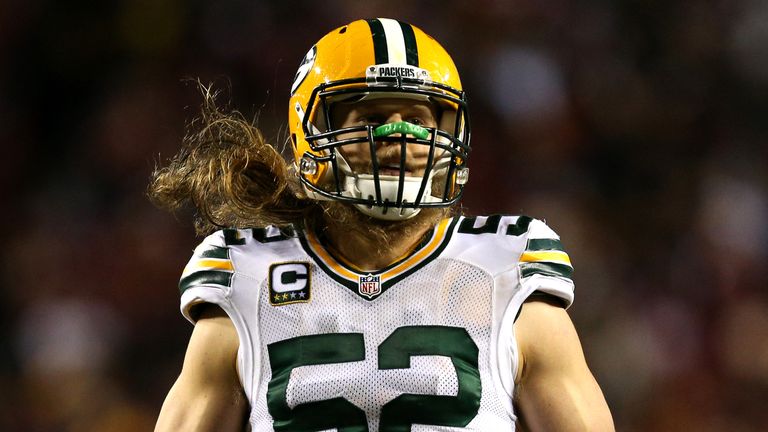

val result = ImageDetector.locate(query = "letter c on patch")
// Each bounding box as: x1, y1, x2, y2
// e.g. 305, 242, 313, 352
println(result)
270, 263, 309, 293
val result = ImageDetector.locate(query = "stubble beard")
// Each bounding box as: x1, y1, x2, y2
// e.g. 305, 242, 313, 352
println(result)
311, 201, 453, 256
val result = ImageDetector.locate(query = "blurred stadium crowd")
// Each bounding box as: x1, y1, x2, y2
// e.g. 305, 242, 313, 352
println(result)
1, 0, 767, 430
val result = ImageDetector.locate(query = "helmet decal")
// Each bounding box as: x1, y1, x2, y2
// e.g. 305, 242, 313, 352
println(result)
290, 45, 317, 96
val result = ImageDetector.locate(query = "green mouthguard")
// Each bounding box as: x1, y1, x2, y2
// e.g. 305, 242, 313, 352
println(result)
372, 121, 429, 140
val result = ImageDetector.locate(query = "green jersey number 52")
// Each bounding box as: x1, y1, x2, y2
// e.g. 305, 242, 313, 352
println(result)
267, 325, 481, 431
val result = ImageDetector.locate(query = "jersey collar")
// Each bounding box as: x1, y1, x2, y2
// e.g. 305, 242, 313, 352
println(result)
299, 217, 459, 300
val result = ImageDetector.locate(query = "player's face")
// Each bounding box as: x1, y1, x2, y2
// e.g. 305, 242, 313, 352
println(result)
331, 98, 439, 177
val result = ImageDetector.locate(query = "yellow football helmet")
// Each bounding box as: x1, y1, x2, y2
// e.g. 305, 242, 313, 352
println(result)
288, 18, 470, 220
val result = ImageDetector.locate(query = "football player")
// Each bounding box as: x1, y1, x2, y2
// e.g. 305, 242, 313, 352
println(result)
153, 18, 614, 431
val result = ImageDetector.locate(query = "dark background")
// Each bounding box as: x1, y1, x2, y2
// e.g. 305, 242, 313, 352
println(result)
2, 0, 767, 430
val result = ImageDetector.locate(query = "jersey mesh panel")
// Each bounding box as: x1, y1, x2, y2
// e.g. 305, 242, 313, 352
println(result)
250, 258, 513, 431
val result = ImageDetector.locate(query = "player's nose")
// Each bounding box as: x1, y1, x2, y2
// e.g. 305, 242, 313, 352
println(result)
385, 112, 404, 124
374, 113, 406, 148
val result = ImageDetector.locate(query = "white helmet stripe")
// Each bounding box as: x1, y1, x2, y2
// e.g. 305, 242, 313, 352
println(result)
379, 18, 408, 65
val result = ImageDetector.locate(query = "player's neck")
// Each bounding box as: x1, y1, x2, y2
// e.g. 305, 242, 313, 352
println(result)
317, 207, 447, 272
323, 223, 431, 271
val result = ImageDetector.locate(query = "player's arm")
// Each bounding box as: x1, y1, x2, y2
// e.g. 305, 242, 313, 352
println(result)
513, 298, 614, 432
155, 304, 249, 432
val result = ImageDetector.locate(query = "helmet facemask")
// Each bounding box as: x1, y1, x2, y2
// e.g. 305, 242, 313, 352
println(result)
296, 75, 471, 221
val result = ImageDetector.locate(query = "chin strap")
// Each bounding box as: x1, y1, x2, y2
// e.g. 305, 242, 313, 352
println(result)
344, 174, 429, 221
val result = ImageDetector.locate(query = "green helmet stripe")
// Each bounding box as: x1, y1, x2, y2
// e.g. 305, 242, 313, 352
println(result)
366, 19, 389, 64
398, 21, 419, 66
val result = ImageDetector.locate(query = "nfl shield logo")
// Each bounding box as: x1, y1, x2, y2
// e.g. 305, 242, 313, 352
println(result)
358, 274, 381, 298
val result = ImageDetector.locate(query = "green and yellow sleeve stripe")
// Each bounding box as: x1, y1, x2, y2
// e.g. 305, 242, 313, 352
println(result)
179, 246, 234, 294
519, 238, 573, 280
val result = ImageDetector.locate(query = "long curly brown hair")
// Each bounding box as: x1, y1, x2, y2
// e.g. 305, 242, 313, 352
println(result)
148, 84, 314, 235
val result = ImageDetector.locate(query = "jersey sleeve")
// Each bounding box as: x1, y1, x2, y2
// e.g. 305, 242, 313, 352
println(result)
518, 218, 575, 308
177, 231, 236, 323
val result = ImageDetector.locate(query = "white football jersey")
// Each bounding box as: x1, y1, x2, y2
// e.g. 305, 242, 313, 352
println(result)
178, 215, 574, 431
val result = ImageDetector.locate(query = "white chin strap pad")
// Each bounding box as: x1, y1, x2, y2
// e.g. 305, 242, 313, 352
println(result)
344, 174, 432, 221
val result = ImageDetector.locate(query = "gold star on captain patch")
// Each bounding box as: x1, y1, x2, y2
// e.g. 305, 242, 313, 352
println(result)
274, 294, 281, 302
282, 293, 289, 300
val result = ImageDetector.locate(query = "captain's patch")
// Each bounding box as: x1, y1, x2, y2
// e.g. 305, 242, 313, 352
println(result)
269, 262, 311, 306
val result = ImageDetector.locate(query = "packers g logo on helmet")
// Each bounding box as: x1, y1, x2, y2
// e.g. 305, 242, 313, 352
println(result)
290, 46, 316, 96
288, 18, 471, 220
